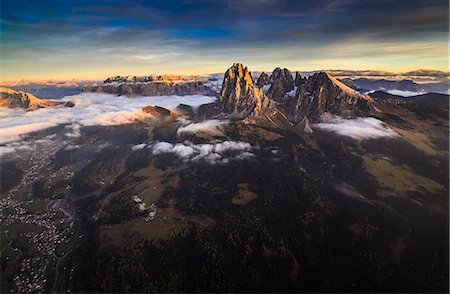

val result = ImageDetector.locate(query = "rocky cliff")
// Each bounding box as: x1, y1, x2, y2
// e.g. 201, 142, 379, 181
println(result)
217, 64, 375, 133
256, 72, 269, 87
218, 63, 292, 129
83, 81, 217, 97
294, 71, 306, 87
286, 72, 374, 121
219, 63, 271, 118
266, 68, 295, 102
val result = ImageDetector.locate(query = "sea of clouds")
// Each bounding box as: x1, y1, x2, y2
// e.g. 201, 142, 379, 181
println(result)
313, 114, 398, 139
0, 93, 216, 156
0, 93, 216, 144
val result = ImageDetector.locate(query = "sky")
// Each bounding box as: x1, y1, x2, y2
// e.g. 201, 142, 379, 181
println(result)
0, 0, 448, 81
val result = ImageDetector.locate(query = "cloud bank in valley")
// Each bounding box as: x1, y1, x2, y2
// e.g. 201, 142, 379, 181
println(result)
0, 93, 216, 156
150, 141, 254, 164
385, 89, 427, 97
0, 93, 216, 145
313, 115, 398, 139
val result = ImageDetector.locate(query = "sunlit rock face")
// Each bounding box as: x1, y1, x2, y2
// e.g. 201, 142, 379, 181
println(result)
286, 72, 374, 121
83, 82, 217, 97
218, 64, 292, 130
0, 87, 64, 110
267, 67, 295, 102
219, 63, 271, 118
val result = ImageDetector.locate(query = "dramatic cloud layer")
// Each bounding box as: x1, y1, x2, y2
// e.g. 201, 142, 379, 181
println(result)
313, 115, 398, 139
150, 141, 254, 164
1, 0, 448, 80
0, 93, 216, 145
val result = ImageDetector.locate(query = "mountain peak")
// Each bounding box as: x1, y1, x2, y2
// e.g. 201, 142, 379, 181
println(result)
219, 63, 269, 118
288, 71, 374, 120
267, 67, 294, 101
0, 87, 66, 110
256, 72, 270, 87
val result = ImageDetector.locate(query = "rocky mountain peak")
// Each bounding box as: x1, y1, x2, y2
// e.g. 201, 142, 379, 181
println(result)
287, 71, 374, 120
256, 72, 269, 87
219, 63, 270, 118
294, 71, 306, 87
267, 67, 294, 101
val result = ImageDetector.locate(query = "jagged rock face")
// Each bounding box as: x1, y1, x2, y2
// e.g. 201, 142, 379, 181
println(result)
294, 71, 306, 87
287, 72, 373, 121
267, 68, 294, 102
0, 87, 64, 110
256, 72, 269, 87
219, 63, 270, 118
83, 82, 217, 97
218, 64, 293, 129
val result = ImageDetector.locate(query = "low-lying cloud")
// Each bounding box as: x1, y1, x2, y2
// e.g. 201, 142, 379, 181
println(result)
386, 89, 427, 97
151, 140, 254, 164
0, 93, 216, 145
313, 115, 398, 139
177, 119, 229, 135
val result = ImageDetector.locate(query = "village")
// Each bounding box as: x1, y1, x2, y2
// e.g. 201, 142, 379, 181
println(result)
1, 197, 77, 292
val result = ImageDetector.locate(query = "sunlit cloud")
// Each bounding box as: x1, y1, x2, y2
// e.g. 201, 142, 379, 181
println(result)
0, 93, 216, 145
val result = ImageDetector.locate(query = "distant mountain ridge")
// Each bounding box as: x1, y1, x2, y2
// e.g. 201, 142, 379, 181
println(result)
341, 77, 449, 94
0, 79, 95, 99
369, 91, 449, 107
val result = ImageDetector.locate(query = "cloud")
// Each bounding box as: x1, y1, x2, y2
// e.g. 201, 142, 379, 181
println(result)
322, 69, 450, 79
313, 114, 398, 139
177, 119, 229, 135
386, 89, 427, 97
2, 0, 448, 81
0, 93, 216, 145
131, 143, 147, 151
150, 140, 254, 164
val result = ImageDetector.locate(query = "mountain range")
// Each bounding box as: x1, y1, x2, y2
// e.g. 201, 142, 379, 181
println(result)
1, 63, 448, 293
